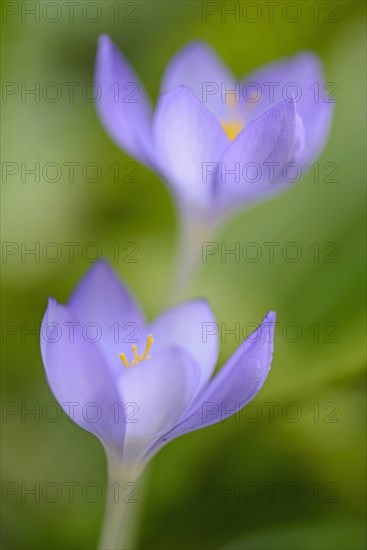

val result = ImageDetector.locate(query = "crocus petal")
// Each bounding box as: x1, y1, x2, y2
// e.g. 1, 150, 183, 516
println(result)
160, 41, 236, 120
154, 86, 229, 209
214, 99, 304, 212
95, 35, 154, 166
242, 52, 334, 166
68, 261, 145, 376
118, 348, 200, 447
41, 298, 125, 458
149, 312, 275, 453
149, 300, 219, 392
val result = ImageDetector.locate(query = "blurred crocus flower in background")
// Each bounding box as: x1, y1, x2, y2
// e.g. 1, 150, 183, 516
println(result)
40, 260, 275, 548
95, 38, 334, 228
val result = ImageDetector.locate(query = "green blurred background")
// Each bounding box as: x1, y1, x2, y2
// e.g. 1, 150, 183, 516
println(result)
1, 1, 366, 549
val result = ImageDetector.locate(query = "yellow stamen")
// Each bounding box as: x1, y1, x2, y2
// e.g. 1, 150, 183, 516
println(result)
221, 120, 244, 142
119, 353, 129, 368
119, 335, 154, 368
220, 91, 246, 142
132, 344, 138, 359
130, 344, 139, 366
143, 334, 154, 358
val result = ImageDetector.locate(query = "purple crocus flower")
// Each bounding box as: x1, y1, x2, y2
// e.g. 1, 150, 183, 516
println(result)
41, 260, 275, 547
41, 261, 275, 472
95, 38, 334, 224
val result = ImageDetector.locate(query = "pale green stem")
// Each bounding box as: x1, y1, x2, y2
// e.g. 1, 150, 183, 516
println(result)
168, 210, 218, 305
98, 457, 146, 550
